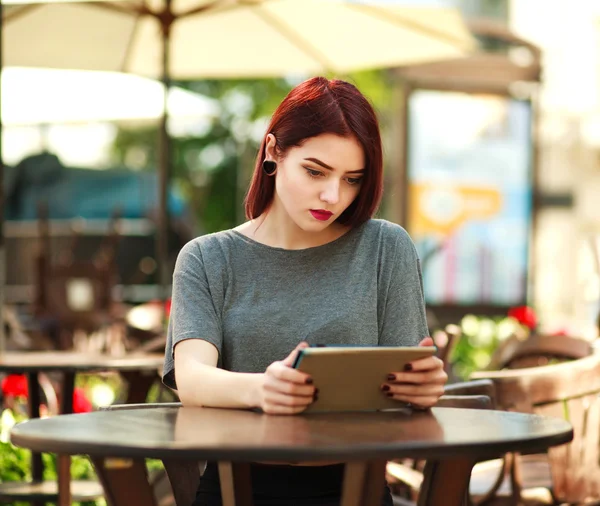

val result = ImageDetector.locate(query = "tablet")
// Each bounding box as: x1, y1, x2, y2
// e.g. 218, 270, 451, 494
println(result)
293, 346, 437, 413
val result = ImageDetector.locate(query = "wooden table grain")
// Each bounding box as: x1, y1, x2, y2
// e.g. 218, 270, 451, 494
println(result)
11, 405, 573, 506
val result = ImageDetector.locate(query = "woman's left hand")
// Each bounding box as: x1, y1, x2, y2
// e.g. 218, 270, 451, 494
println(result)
381, 337, 447, 409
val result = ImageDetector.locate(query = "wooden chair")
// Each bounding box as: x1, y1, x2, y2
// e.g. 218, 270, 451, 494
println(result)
33, 203, 125, 352
486, 333, 592, 371
461, 334, 594, 506
472, 352, 600, 504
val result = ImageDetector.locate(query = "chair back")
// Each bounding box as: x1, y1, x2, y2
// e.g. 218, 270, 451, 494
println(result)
487, 333, 592, 371
435, 395, 492, 410
472, 353, 600, 503
33, 204, 122, 349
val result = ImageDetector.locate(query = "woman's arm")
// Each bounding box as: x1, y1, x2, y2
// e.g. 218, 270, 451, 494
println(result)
174, 339, 263, 408
174, 339, 316, 413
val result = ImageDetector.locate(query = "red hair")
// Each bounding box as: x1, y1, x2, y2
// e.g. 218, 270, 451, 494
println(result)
244, 77, 383, 227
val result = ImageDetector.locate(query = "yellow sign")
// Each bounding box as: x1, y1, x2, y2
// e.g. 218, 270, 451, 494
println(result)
409, 183, 502, 236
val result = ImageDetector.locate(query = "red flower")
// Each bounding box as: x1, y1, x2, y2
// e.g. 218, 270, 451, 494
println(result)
165, 298, 172, 317
508, 306, 537, 330
73, 388, 93, 413
1, 374, 28, 398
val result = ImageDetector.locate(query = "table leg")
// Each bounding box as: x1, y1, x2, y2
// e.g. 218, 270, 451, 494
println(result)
91, 456, 157, 506
57, 371, 75, 506
26, 372, 44, 506
341, 460, 387, 506
417, 458, 476, 506
57, 454, 72, 506
218, 462, 253, 506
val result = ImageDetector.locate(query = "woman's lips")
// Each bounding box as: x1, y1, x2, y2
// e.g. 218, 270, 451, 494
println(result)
310, 210, 333, 221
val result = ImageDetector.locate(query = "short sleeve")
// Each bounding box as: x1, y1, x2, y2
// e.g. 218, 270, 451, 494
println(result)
378, 230, 429, 347
162, 240, 223, 390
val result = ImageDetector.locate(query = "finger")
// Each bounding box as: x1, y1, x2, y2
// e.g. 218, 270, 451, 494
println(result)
412, 356, 444, 373
282, 342, 309, 367
387, 369, 447, 387
399, 338, 437, 373
263, 390, 314, 408
268, 360, 313, 386
264, 375, 316, 397
385, 393, 440, 408
263, 403, 309, 415
419, 336, 435, 347
390, 356, 444, 378
382, 383, 445, 398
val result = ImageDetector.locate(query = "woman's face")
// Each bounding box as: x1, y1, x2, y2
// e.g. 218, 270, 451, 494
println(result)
267, 133, 365, 232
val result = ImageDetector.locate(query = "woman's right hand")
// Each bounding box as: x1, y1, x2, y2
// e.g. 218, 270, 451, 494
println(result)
256, 342, 317, 415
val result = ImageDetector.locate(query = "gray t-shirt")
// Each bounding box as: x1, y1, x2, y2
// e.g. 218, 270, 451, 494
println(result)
163, 219, 429, 389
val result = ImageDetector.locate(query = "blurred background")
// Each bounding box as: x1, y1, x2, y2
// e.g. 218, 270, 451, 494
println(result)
2, 1, 600, 504
3, 0, 599, 339
0, 0, 599, 364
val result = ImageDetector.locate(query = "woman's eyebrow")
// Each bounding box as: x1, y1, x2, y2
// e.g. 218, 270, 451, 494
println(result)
303, 157, 365, 174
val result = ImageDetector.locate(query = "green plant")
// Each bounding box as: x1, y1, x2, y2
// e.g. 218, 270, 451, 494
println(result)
450, 314, 524, 379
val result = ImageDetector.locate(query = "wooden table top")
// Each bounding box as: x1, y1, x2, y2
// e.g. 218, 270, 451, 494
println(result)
0, 351, 164, 373
11, 406, 573, 462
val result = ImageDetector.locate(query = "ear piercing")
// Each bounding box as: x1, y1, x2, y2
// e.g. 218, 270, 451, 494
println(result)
263, 160, 277, 175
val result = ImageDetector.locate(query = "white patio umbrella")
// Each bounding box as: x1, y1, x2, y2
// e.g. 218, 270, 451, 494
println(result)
4, 0, 474, 77
1, 0, 476, 341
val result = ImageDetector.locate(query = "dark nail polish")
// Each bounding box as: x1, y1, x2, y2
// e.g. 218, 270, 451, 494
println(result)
386, 392, 394, 397
404, 363, 413, 372
381, 384, 390, 392
387, 374, 396, 381
314, 388, 319, 395
313, 393, 319, 402
305, 378, 313, 385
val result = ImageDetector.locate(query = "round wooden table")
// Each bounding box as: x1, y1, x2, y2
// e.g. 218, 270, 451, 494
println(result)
11, 405, 573, 506
0, 351, 164, 506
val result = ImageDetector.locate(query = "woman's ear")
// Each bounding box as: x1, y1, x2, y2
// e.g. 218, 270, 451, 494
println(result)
264, 134, 278, 162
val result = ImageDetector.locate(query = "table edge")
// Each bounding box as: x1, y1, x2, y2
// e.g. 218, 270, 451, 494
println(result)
10, 407, 574, 462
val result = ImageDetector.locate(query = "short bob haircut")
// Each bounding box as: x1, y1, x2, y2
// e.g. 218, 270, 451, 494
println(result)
244, 77, 383, 228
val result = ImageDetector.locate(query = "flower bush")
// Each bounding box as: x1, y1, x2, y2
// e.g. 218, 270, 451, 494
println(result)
1, 375, 28, 398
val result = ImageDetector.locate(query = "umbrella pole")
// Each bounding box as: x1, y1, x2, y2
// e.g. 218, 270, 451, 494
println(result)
0, 0, 6, 355
157, 0, 172, 311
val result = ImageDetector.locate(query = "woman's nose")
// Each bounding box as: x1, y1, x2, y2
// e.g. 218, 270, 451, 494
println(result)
320, 180, 340, 204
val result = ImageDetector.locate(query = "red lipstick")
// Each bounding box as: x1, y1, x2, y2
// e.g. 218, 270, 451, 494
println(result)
310, 209, 333, 221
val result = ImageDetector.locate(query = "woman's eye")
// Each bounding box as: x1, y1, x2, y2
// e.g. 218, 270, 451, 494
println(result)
346, 177, 363, 185
304, 167, 323, 178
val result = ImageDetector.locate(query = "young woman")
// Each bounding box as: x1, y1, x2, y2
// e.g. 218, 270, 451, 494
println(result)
163, 77, 447, 506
